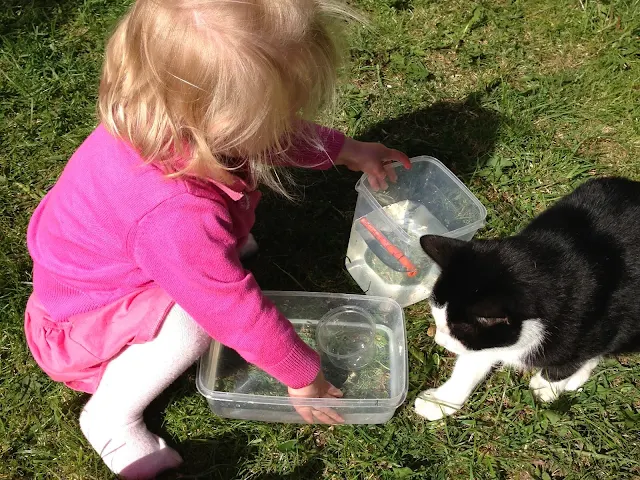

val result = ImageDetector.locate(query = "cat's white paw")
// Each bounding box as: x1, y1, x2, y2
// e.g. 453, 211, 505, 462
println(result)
529, 372, 564, 402
414, 389, 461, 421
564, 369, 590, 392
565, 358, 599, 391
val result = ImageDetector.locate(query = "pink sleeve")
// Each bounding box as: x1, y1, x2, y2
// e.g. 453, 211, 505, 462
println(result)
279, 123, 345, 170
130, 194, 320, 389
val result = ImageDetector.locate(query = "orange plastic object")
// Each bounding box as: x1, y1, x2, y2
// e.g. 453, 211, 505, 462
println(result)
359, 217, 418, 278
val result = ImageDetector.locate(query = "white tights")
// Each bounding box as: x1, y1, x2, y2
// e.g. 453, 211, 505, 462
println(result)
79, 304, 210, 479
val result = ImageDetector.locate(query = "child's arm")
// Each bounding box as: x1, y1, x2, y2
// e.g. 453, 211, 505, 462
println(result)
275, 122, 345, 170
284, 122, 412, 190
130, 194, 320, 389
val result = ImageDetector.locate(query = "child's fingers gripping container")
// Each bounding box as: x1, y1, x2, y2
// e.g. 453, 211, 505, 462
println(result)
197, 292, 407, 424
345, 156, 487, 307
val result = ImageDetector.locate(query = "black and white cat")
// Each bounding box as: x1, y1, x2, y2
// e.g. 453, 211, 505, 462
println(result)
415, 177, 640, 421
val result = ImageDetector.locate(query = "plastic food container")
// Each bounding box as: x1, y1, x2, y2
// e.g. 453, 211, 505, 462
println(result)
345, 156, 487, 307
196, 291, 407, 424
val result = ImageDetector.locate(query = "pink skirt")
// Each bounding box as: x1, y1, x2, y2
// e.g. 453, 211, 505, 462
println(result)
24, 287, 175, 394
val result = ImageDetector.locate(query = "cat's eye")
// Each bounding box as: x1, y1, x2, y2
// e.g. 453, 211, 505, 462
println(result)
477, 316, 509, 326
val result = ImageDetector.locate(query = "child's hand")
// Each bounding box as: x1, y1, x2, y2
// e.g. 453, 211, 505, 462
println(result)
288, 371, 344, 424
335, 137, 411, 191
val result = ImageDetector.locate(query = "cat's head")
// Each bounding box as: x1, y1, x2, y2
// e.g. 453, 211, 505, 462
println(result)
420, 235, 537, 354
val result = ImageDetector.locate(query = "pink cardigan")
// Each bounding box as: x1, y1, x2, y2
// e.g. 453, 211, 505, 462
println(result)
27, 124, 345, 388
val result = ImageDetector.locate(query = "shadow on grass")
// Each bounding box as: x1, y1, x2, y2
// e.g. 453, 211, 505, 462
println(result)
358, 92, 502, 176
245, 92, 502, 294
141, 367, 326, 479
1, 0, 85, 36
157, 440, 325, 480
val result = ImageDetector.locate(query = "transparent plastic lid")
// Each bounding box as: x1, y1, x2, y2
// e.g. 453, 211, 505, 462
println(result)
197, 292, 407, 408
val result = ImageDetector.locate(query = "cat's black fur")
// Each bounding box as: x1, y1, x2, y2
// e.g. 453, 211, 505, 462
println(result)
421, 177, 640, 382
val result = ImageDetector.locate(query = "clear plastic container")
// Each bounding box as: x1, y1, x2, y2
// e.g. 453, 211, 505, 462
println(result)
345, 156, 487, 307
196, 291, 407, 424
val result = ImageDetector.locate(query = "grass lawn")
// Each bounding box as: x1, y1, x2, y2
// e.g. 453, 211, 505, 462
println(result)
1, 0, 639, 478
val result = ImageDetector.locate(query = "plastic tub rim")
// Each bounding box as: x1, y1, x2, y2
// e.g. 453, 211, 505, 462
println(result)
354, 156, 488, 243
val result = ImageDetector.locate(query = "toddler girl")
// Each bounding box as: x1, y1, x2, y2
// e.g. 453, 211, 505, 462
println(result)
24, 0, 409, 478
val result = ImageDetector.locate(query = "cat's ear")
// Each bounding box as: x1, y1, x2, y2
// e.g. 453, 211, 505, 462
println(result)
420, 235, 466, 269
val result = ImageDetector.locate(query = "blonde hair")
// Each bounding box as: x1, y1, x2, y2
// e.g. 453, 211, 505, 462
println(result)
98, 0, 355, 195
